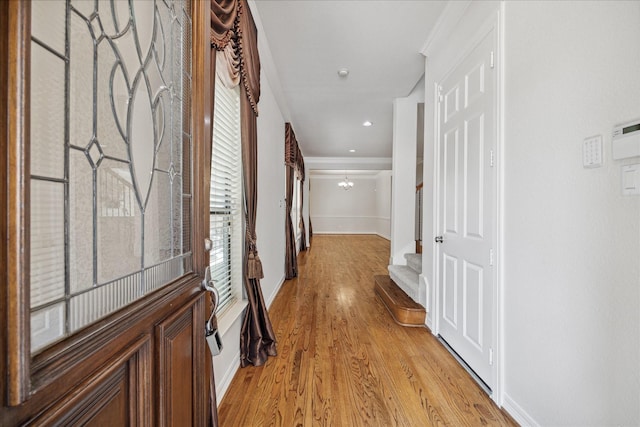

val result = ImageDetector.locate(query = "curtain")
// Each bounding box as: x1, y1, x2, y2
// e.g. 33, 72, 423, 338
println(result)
208, 46, 219, 427
284, 123, 307, 272
296, 144, 306, 251
210, 0, 276, 368
284, 164, 297, 279
299, 178, 307, 252
239, 85, 277, 367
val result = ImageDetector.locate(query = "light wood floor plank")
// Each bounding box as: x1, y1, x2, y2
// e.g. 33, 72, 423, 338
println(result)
218, 235, 516, 426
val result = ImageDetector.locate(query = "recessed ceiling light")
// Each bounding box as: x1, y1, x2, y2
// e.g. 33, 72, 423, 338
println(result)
337, 68, 349, 77
349, 149, 356, 153
363, 121, 372, 127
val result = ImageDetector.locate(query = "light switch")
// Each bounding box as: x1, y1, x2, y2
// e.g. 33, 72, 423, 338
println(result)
583, 135, 603, 168
622, 164, 640, 196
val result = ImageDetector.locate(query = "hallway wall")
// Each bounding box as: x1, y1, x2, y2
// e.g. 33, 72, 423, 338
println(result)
309, 172, 391, 239
502, 2, 640, 425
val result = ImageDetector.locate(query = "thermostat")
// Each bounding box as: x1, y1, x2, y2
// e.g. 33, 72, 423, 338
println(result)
612, 118, 640, 160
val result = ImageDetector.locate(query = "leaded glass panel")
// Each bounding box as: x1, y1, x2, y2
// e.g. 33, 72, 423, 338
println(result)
30, 0, 193, 353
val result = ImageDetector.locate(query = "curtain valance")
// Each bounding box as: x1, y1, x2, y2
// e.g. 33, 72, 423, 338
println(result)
210, 0, 260, 115
285, 123, 305, 181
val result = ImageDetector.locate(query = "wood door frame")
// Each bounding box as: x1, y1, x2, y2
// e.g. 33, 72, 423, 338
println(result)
1, 0, 213, 419
428, 8, 505, 406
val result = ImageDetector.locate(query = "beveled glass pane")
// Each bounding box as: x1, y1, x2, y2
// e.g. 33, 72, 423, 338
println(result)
112, 21, 139, 84
71, 0, 96, 19
31, 303, 65, 353
130, 76, 155, 207
182, 8, 192, 79
98, 0, 129, 38
69, 10, 95, 150
132, 0, 154, 63
70, 274, 142, 332
183, 196, 192, 254
30, 43, 65, 179
172, 174, 183, 257
69, 148, 94, 292
97, 159, 142, 284
97, 39, 128, 161
144, 256, 186, 294
155, 89, 172, 171
32, 0, 66, 54
30, 180, 65, 307
144, 171, 172, 266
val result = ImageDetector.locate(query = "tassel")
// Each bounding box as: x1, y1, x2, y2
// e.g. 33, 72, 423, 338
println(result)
247, 251, 264, 280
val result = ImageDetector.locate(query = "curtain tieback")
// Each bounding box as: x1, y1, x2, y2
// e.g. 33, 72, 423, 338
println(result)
247, 250, 264, 280
246, 232, 264, 280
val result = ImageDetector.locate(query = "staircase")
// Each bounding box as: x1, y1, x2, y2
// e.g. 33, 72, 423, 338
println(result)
374, 253, 425, 327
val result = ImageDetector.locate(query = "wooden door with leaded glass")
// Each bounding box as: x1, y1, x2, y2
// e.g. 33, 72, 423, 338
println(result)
1, 0, 213, 424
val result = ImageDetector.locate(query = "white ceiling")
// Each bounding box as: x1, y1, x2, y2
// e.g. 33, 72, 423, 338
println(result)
253, 0, 447, 161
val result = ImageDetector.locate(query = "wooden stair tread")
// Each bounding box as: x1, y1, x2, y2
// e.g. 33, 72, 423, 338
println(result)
374, 275, 426, 327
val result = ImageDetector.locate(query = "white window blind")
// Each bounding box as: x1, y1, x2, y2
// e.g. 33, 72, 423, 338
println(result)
210, 77, 242, 314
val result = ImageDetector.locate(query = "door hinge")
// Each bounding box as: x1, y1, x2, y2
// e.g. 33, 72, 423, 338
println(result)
490, 51, 495, 69
489, 248, 494, 266
490, 150, 495, 167
438, 85, 443, 103
489, 348, 494, 365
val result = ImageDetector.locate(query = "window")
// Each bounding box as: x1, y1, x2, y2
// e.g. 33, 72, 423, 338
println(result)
290, 176, 302, 246
210, 76, 242, 314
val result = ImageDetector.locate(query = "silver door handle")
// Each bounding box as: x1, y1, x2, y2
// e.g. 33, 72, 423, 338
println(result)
435, 236, 444, 243
201, 267, 220, 331
202, 266, 223, 356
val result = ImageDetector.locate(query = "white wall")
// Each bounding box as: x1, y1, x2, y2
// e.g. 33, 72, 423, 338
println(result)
390, 98, 419, 264
310, 175, 378, 234
309, 172, 391, 238
375, 170, 392, 239
502, 2, 640, 425
212, 51, 287, 402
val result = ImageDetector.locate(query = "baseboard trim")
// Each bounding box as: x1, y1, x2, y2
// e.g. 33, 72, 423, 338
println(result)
215, 274, 285, 404
502, 393, 540, 427
313, 231, 378, 235
376, 232, 391, 241
215, 352, 240, 403
266, 275, 286, 308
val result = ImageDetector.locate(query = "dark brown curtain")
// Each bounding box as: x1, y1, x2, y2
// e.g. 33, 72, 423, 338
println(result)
299, 178, 307, 252
239, 85, 277, 367
297, 145, 306, 251
210, 0, 276, 368
284, 164, 297, 279
207, 43, 219, 427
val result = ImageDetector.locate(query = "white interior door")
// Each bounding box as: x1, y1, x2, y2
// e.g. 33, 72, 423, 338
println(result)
437, 29, 496, 390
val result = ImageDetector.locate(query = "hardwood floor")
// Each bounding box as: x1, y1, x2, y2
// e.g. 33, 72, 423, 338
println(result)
218, 235, 516, 426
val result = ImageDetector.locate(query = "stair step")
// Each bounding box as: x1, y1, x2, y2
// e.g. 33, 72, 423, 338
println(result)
388, 265, 419, 301
404, 253, 422, 274
374, 275, 426, 327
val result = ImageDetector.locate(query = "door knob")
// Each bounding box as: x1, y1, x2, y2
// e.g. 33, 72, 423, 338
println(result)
435, 236, 443, 243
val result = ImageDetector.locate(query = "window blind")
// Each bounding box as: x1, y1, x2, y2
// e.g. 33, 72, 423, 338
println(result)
210, 77, 242, 314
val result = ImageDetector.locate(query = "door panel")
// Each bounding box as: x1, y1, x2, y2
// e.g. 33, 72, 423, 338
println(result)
438, 28, 496, 390
157, 295, 206, 427
30, 336, 152, 426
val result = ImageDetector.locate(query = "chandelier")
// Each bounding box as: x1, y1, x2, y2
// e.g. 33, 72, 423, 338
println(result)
338, 173, 354, 190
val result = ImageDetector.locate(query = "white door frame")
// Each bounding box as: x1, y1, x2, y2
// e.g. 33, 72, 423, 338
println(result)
427, 7, 505, 406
